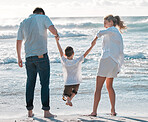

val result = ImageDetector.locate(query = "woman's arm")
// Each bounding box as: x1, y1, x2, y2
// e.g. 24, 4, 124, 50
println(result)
84, 36, 97, 58
97, 28, 113, 37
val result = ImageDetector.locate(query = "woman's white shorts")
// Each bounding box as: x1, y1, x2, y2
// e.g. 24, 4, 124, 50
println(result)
97, 57, 119, 78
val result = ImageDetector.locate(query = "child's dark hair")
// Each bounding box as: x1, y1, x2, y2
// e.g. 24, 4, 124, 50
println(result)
33, 7, 45, 15
65, 46, 74, 57
104, 15, 127, 33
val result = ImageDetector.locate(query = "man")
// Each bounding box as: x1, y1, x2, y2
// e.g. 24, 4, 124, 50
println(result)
16, 7, 59, 118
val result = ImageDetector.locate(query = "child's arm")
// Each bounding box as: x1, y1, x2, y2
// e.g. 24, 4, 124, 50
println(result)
84, 36, 98, 58
55, 36, 64, 57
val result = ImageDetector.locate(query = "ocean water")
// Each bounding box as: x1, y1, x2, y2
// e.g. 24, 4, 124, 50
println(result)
0, 16, 148, 119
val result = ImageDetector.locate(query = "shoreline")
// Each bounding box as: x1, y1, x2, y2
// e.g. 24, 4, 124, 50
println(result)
1, 114, 148, 122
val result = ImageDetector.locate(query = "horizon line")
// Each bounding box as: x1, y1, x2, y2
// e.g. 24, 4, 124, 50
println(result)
1, 15, 148, 19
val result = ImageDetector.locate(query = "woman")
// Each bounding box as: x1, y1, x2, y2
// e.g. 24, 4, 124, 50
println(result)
90, 15, 126, 116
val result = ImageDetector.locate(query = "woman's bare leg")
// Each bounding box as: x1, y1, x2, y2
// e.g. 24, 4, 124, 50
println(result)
90, 76, 106, 116
106, 78, 116, 115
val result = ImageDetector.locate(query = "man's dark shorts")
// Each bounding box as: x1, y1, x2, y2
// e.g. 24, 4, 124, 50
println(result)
63, 84, 80, 97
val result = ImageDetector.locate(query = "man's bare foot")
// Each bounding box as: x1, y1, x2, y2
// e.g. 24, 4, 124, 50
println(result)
44, 111, 55, 118
66, 101, 72, 106
28, 110, 34, 117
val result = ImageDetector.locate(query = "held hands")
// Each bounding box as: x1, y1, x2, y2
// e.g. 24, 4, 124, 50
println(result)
55, 34, 59, 42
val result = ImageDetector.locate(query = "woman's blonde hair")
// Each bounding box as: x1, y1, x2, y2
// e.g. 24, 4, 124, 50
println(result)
104, 15, 127, 33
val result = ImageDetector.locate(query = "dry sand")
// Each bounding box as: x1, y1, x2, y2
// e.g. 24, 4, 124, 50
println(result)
0, 114, 148, 122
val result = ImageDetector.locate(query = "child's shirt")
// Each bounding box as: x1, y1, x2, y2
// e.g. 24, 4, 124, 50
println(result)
61, 55, 84, 85
97, 26, 124, 70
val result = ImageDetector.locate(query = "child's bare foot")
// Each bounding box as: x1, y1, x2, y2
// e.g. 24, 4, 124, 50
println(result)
44, 111, 55, 118
28, 110, 34, 117
62, 96, 66, 101
66, 101, 73, 106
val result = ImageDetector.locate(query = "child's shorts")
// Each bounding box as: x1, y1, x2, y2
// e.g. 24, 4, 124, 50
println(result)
63, 84, 80, 97
97, 57, 119, 78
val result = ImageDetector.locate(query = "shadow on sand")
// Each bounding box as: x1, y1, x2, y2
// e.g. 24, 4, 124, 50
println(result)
33, 116, 63, 122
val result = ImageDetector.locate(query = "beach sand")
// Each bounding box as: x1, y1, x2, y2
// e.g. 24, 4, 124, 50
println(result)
1, 114, 148, 122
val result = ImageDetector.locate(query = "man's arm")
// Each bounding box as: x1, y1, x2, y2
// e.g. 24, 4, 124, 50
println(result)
55, 37, 63, 57
84, 36, 98, 58
48, 25, 58, 37
16, 40, 23, 67
49, 25, 62, 56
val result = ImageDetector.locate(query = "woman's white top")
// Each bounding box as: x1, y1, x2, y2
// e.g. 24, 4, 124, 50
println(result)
61, 55, 84, 85
97, 26, 124, 70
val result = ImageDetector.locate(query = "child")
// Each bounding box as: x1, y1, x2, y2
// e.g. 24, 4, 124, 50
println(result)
55, 37, 97, 106
90, 15, 126, 116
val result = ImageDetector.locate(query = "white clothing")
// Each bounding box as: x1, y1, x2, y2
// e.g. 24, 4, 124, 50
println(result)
97, 57, 119, 78
61, 55, 84, 85
97, 26, 124, 70
17, 14, 53, 58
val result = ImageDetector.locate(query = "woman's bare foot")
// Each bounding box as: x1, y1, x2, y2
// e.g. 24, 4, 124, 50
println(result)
28, 110, 34, 117
111, 108, 117, 116
66, 101, 73, 106
110, 113, 117, 116
88, 112, 97, 117
44, 111, 55, 118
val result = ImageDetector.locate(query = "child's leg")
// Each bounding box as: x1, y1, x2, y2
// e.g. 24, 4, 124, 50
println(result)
66, 96, 72, 106
70, 93, 75, 101
70, 84, 80, 101
63, 85, 72, 100
63, 85, 73, 106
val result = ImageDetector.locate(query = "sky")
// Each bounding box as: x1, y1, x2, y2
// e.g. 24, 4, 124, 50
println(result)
0, 0, 148, 18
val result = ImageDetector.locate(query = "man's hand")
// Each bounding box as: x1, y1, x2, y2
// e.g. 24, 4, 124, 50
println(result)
18, 57, 23, 67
